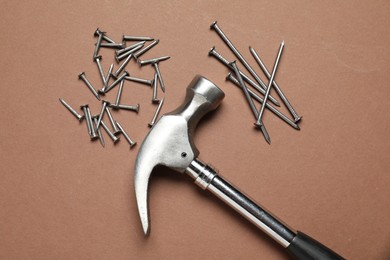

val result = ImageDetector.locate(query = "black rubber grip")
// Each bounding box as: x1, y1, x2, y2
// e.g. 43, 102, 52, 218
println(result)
287, 231, 345, 260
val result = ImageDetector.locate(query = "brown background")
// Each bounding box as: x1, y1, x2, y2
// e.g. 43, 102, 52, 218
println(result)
1, 1, 389, 259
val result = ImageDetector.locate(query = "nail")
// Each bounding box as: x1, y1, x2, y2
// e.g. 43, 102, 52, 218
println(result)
94, 55, 106, 87
138, 56, 170, 66
116, 41, 145, 56
93, 28, 105, 60
133, 39, 159, 60
94, 28, 114, 43
105, 106, 121, 135
110, 103, 139, 113
99, 64, 114, 94
115, 121, 136, 148
105, 71, 129, 93
96, 100, 109, 129
149, 97, 164, 127
78, 72, 100, 100
153, 62, 165, 93
92, 116, 105, 147
250, 46, 302, 123
152, 72, 159, 103
115, 80, 124, 106
59, 98, 84, 121
113, 53, 133, 78
98, 41, 125, 48
208, 46, 280, 107
124, 76, 153, 87
123, 35, 154, 41
231, 61, 271, 144
80, 104, 92, 135
116, 44, 143, 62
227, 73, 299, 130
100, 120, 120, 143
210, 22, 273, 104
255, 41, 284, 128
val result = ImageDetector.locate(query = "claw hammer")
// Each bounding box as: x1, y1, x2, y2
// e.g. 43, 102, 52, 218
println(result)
134, 75, 344, 260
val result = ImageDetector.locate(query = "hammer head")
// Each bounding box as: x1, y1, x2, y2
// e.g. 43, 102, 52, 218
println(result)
134, 75, 225, 235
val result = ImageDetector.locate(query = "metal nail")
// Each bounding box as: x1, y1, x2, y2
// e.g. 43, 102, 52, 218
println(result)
59, 98, 84, 121
227, 73, 299, 130
98, 42, 125, 48
115, 80, 124, 106
133, 39, 160, 60
80, 104, 92, 135
110, 103, 139, 113
231, 61, 271, 144
105, 106, 121, 135
210, 22, 274, 104
94, 55, 106, 87
123, 35, 154, 41
116, 41, 145, 56
152, 72, 159, 103
149, 97, 164, 127
208, 46, 280, 107
124, 76, 153, 87
100, 120, 120, 143
93, 29, 105, 60
250, 46, 302, 123
116, 44, 143, 62
115, 121, 136, 148
92, 116, 105, 147
105, 71, 129, 93
78, 72, 100, 100
99, 64, 114, 94
138, 56, 170, 66
113, 54, 133, 78
96, 100, 109, 129
255, 42, 284, 128
153, 63, 165, 93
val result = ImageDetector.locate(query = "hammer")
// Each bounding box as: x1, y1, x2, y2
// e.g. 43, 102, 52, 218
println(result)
134, 75, 344, 260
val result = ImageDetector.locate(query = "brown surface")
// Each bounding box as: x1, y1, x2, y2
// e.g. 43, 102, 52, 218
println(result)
1, 1, 389, 259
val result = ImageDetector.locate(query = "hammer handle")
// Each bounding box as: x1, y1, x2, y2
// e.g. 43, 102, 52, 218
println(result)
185, 159, 344, 260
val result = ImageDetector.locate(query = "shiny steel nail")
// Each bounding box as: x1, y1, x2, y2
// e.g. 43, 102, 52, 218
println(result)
231, 61, 271, 144
227, 73, 299, 130
153, 63, 165, 93
59, 98, 84, 121
92, 116, 105, 147
96, 100, 109, 129
115, 80, 124, 106
152, 72, 159, 103
100, 120, 120, 143
124, 76, 153, 87
255, 41, 284, 129
94, 55, 106, 86
93, 28, 105, 59
105, 106, 121, 135
116, 41, 145, 56
208, 46, 280, 107
113, 53, 133, 78
94, 28, 115, 43
250, 46, 302, 123
149, 97, 164, 127
78, 72, 100, 100
116, 44, 143, 62
115, 121, 136, 148
133, 39, 159, 60
110, 103, 139, 113
123, 35, 154, 41
98, 42, 125, 48
80, 104, 92, 135
138, 56, 170, 66
105, 71, 129, 93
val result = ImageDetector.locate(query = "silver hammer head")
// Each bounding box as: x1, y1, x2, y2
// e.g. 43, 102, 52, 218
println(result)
134, 75, 225, 235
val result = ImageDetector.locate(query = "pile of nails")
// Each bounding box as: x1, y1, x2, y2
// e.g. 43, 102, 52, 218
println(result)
209, 21, 302, 144
59, 28, 168, 148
